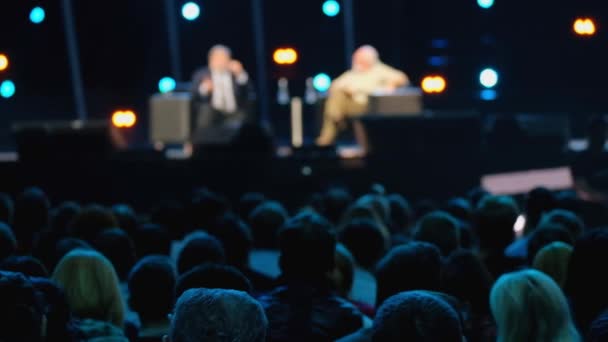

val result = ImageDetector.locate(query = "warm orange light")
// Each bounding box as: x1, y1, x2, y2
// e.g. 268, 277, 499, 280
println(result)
574, 18, 597, 36
112, 110, 137, 128
0, 54, 8, 72
421, 75, 447, 94
273, 48, 298, 65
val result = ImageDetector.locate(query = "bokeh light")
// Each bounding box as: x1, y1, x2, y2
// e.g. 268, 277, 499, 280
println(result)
322, 0, 341, 17
477, 0, 494, 9
421, 75, 447, 94
480, 89, 498, 101
312, 73, 332, 92
112, 110, 137, 128
29, 6, 46, 24
182, 2, 201, 21
0, 80, 16, 99
273, 48, 299, 65
479, 68, 499, 88
0, 54, 9, 72
574, 17, 597, 36
158, 77, 177, 94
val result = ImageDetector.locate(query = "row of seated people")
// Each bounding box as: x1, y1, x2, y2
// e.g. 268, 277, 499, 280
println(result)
0, 185, 607, 341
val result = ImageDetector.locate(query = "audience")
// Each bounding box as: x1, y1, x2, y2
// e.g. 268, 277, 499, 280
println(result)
93, 228, 137, 282
1, 255, 49, 277
0, 192, 14, 225
175, 263, 252, 298
176, 231, 225, 275
68, 204, 119, 244
248, 200, 289, 249
491, 269, 580, 341
13, 187, 50, 253
134, 223, 172, 258
0, 271, 46, 342
533, 241, 573, 289
525, 223, 573, 264
413, 211, 461, 256
0, 221, 17, 261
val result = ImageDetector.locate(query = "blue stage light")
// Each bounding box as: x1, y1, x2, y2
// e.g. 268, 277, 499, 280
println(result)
428, 56, 448, 67
29, 6, 46, 24
480, 89, 498, 101
479, 68, 499, 88
1, 80, 15, 98
322, 0, 341, 17
158, 77, 176, 94
313, 73, 332, 92
182, 2, 201, 21
477, 0, 495, 9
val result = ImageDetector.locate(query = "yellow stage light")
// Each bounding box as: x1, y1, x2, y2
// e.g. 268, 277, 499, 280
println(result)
421, 75, 447, 94
273, 48, 298, 65
112, 110, 137, 128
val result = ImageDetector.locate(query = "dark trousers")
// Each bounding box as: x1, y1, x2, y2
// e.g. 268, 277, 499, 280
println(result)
191, 102, 245, 144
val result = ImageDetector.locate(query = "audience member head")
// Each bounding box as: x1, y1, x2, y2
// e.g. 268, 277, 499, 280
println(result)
175, 263, 252, 298
372, 291, 463, 342
0, 222, 17, 261
565, 229, 608, 332
111, 204, 137, 237
1, 255, 48, 277
0, 271, 46, 342
237, 192, 266, 221
68, 204, 118, 243
539, 209, 585, 240
53, 238, 92, 271
169, 288, 267, 342
467, 187, 490, 209
474, 195, 519, 252
50, 201, 81, 235
30, 277, 77, 342
441, 249, 494, 315
128, 256, 176, 325
52, 249, 125, 327
445, 197, 474, 224
590, 310, 608, 342
526, 223, 573, 264
177, 231, 225, 275
189, 189, 229, 232
93, 228, 136, 281
135, 223, 172, 257
150, 201, 187, 239
414, 211, 460, 256
208, 45, 233, 72
339, 219, 386, 269
356, 194, 390, 226
533, 241, 573, 289
525, 187, 557, 231
13, 187, 50, 251
491, 269, 579, 342
387, 194, 413, 235
322, 188, 353, 225
375, 242, 442, 306
332, 243, 355, 298
352, 45, 379, 72
248, 200, 288, 249
0, 192, 14, 225
207, 213, 253, 268
278, 212, 335, 283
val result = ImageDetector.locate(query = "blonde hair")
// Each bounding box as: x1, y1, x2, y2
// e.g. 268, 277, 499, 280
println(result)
52, 249, 125, 327
490, 269, 580, 342
533, 242, 573, 289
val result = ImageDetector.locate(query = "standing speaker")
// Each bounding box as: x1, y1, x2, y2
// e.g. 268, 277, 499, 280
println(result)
149, 93, 191, 144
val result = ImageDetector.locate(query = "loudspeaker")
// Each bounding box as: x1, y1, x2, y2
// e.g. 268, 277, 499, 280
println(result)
368, 87, 423, 115
149, 93, 191, 144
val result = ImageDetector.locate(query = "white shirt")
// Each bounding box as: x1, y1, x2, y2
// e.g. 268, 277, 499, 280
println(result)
199, 70, 248, 114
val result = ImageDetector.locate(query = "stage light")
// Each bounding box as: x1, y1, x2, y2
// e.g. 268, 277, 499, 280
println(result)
574, 17, 596, 36
421, 75, 447, 94
428, 56, 448, 67
158, 77, 176, 94
322, 0, 341, 17
477, 0, 494, 9
312, 73, 332, 92
29, 6, 46, 24
0, 80, 15, 99
0, 54, 8, 72
273, 48, 298, 65
480, 89, 498, 101
479, 68, 499, 88
112, 110, 137, 128
182, 2, 201, 21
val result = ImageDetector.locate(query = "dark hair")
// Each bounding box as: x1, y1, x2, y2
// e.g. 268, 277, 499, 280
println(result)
565, 229, 608, 332
278, 212, 335, 282
333, 244, 355, 297
0, 222, 17, 261
339, 219, 386, 269
441, 249, 494, 315
525, 187, 557, 230
30, 277, 78, 342
1, 256, 48, 278
0, 271, 46, 342
188, 189, 229, 232
111, 204, 138, 237
526, 223, 573, 264
134, 223, 172, 257
237, 192, 266, 222
372, 291, 463, 342
207, 213, 253, 268
249, 201, 288, 249
322, 188, 353, 225
0, 193, 14, 225
128, 255, 176, 323
387, 194, 413, 235
13, 187, 50, 253
50, 201, 81, 236
150, 201, 188, 240
93, 228, 136, 281
444, 197, 474, 224
474, 195, 519, 251
175, 263, 252, 298
414, 211, 460, 256
375, 242, 442, 306
177, 231, 225, 275
540, 209, 585, 240
68, 204, 118, 243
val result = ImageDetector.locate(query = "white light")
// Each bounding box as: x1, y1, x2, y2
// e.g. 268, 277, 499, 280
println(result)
513, 214, 526, 237
480, 68, 499, 88
477, 0, 495, 9
182, 2, 201, 21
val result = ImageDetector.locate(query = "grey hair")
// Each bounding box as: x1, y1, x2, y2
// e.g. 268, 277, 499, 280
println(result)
170, 288, 268, 342
208, 44, 232, 58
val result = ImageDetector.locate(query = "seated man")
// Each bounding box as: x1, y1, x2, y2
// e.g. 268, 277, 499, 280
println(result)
317, 45, 409, 146
190, 45, 252, 143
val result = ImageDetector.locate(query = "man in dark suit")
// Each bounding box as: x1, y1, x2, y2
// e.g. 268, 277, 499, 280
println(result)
190, 45, 252, 143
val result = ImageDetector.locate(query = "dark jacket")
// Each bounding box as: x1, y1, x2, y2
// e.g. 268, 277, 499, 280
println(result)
190, 67, 252, 111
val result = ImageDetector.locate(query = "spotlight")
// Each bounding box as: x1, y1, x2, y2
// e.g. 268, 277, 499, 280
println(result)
182, 2, 201, 21
158, 77, 176, 94
479, 68, 499, 88
112, 110, 137, 128
0, 54, 8, 72
312, 73, 332, 92
273, 48, 298, 65
421, 75, 447, 94
480, 89, 498, 101
29, 6, 46, 24
0, 80, 15, 98
574, 17, 597, 36
322, 0, 341, 17
477, 0, 494, 9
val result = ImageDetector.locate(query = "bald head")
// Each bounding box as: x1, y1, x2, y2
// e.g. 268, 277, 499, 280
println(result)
208, 45, 232, 72
352, 45, 379, 72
